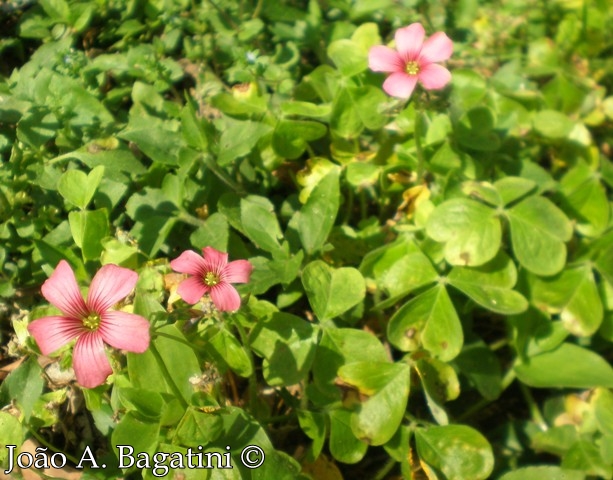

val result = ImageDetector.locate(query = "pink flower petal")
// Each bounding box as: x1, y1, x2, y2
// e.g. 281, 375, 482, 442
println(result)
177, 276, 208, 304
73, 332, 112, 388
210, 282, 241, 312
28, 316, 84, 355
419, 31, 453, 64
87, 264, 138, 313
41, 260, 87, 319
223, 259, 253, 284
99, 311, 150, 353
395, 23, 425, 62
368, 46, 403, 73
170, 250, 208, 276
202, 246, 229, 275
418, 63, 452, 90
382, 72, 419, 99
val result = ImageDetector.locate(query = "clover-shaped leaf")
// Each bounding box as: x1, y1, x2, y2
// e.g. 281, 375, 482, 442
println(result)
448, 252, 528, 315
387, 284, 463, 362
302, 260, 366, 321
426, 198, 502, 267
507, 196, 573, 276
338, 361, 411, 446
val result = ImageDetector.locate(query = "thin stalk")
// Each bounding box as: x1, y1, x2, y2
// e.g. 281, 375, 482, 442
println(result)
373, 457, 397, 480
519, 382, 548, 431
28, 427, 80, 465
414, 109, 426, 182
149, 342, 189, 410
232, 319, 258, 413
202, 154, 246, 196
252, 0, 263, 19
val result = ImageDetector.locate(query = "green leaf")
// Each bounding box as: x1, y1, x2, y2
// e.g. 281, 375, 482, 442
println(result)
181, 102, 209, 151
112, 412, 160, 466
498, 466, 585, 480
248, 253, 304, 295
302, 260, 365, 321
240, 196, 283, 253
594, 388, 613, 436
360, 238, 438, 300
455, 106, 500, 151
116, 388, 166, 421
204, 325, 253, 378
447, 253, 528, 315
338, 361, 411, 445
297, 410, 326, 459
328, 39, 368, 77
562, 440, 613, 478
0, 357, 44, 421
426, 198, 501, 267
39, 0, 70, 21
250, 312, 318, 386
128, 324, 200, 403
507, 196, 573, 276
312, 328, 389, 400
494, 177, 537, 206
281, 101, 331, 119
189, 212, 229, 253
387, 285, 463, 362
57, 165, 105, 209
217, 120, 272, 166
532, 110, 575, 139
174, 408, 224, 447
415, 425, 494, 480
515, 343, 613, 388
119, 126, 183, 165
414, 357, 460, 425
560, 163, 610, 237
330, 86, 387, 138
125, 188, 179, 257
328, 408, 368, 464
68, 209, 110, 260
0, 412, 24, 465
461, 181, 502, 207
450, 69, 487, 110
294, 167, 340, 254
272, 119, 327, 159
454, 340, 503, 400
530, 265, 603, 336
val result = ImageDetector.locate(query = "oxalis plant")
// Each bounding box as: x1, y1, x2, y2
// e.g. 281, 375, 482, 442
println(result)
1, 1, 613, 479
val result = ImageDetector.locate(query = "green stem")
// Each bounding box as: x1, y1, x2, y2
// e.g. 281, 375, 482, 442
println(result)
252, 0, 263, 19
28, 427, 80, 465
373, 457, 397, 480
519, 382, 548, 431
414, 109, 426, 182
149, 342, 189, 410
232, 319, 258, 413
202, 154, 245, 196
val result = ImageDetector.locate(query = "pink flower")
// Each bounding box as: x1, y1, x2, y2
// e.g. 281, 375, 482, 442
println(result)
368, 22, 453, 99
28, 261, 150, 389
170, 246, 253, 312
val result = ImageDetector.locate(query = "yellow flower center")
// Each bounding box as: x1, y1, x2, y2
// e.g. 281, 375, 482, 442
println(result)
204, 271, 220, 287
405, 61, 420, 76
83, 312, 101, 330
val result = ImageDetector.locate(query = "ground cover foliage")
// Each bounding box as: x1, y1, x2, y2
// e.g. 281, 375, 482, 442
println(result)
1, 0, 613, 478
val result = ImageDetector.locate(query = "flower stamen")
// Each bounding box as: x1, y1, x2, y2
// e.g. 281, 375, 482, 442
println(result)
204, 271, 220, 287
83, 312, 101, 330
405, 61, 420, 76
